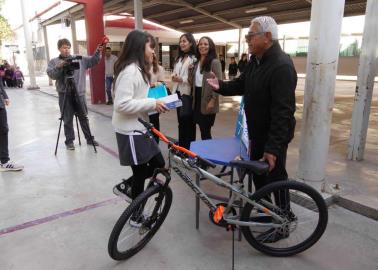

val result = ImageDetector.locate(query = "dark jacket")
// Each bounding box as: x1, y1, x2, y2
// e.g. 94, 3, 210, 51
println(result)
238, 60, 248, 74
218, 42, 297, 157
0, 82, 9, 109
228, 63, 238, 76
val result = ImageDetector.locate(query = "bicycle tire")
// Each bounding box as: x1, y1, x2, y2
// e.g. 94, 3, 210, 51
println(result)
240, 180, 328, 257
108, 184, 172, 260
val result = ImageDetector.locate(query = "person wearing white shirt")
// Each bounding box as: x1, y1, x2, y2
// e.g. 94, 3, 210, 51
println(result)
105, 47, 118, 105
171, 33, 197, 149
112, 31, 168, 219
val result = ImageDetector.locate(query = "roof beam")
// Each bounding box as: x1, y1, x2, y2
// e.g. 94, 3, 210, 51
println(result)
163, 14, 208, 25
41, 4, 84, 26
230, 7, 311, 23
161, 0, 242, 29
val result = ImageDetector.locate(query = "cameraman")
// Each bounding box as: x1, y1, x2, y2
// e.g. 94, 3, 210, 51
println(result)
47, 38, 103, 150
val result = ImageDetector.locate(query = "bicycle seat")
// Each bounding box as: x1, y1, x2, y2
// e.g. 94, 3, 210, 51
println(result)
229, 160, 269, 175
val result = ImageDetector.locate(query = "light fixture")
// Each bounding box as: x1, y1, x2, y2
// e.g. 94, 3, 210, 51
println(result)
179, 19, 194, 24
245, 7, 268, 13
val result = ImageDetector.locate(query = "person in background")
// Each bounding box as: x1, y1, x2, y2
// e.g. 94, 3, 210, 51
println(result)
13, 67, 24, 88
0, 81, 23, 171
219, 55, 226, 79
112, 31, 168, 227
171, 33, 197, 149
228, 57, 238, 80
149, 53, 165, 142
189, 36, 222, 141
105, 47, 118, 105
238, 53, 248, 74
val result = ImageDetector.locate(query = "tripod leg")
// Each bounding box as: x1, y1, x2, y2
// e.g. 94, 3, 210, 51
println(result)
76, 115, 81, 146
55, 91, 69, 156
54, 119, 63, 156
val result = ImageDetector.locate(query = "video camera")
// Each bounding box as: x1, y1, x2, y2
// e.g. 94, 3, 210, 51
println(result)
63, 55, 82, 75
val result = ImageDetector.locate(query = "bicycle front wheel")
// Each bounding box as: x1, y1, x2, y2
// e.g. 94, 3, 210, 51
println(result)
108, 184, 172, 260
240, 180, 328, 257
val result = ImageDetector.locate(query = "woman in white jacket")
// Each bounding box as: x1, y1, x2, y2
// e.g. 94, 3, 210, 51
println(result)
112, 31, 168, 224
171, 33, 197, 149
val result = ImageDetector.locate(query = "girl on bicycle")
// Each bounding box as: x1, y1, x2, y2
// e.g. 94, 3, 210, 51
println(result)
112, 30, 168, 212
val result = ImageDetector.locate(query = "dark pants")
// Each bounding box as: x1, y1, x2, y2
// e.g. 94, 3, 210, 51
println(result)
105, 76, 113, 102
130, 152, 165, 199
0, 108, 9, 164
58, 92, 94, 145
176, 109, 196, 149
250, 140, 290, 210
149, 113, 160, 144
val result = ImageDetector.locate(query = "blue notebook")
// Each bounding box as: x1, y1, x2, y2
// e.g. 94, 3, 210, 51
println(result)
148, 84, 168, 99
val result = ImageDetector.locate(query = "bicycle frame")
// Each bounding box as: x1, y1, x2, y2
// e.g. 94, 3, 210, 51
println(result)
137, 118, 284, 228
167, 151, 285, 228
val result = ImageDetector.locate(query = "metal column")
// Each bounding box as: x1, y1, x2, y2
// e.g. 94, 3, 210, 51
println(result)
42, 26, 53, 86
134, 0, 143, 30
20, 0, 39, 90
348, 0, 378, 161
297, 0, 345, 191
71, 19, 79, 55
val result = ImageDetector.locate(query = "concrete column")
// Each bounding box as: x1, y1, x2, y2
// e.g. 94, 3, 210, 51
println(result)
71, 19, 79, 55
348, 0, 378, 161
42, 26, 53, 86
237, 28, 242, 60
134, 0, 143, 30
297, 0, 345, 191
20, 0, 39, 89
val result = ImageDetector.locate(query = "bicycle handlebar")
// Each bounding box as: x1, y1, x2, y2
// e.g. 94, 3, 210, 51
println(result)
138, 118, 216, 168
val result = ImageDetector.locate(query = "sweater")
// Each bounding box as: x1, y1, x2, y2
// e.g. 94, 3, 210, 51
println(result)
112, 63, 156, 134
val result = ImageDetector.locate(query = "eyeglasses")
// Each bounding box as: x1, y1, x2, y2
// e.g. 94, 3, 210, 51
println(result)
245, 32, 264, 41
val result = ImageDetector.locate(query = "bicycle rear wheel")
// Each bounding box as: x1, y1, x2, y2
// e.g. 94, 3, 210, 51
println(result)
240, 180, 328, 257
108, 184, 172, 260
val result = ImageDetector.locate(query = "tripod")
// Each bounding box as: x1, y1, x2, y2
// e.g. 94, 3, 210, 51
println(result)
54, 74, 97, 155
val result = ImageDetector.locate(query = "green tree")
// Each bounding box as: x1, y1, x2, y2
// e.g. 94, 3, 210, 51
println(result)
0, 0, 13, 42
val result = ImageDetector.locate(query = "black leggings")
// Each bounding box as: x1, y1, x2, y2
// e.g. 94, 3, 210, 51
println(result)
130, 152, 165, 199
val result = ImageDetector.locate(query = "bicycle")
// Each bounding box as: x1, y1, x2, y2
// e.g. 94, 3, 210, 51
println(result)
108, 118, 328, 260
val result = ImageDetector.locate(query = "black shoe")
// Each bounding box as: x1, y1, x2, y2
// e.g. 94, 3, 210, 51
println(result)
66, 142, 75, 150
106, 101, 113, 105
255, 228, 289, 243
113, 178, 133, 202
87, 139, 99, 146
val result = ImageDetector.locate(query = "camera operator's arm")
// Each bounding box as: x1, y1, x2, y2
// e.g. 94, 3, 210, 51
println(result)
46, 58, 65, 80
82, 45, 103, 69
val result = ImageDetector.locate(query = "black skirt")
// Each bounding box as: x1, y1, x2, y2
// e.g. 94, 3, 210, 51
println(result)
193, 86, 216, 127
116, 132, 161, 166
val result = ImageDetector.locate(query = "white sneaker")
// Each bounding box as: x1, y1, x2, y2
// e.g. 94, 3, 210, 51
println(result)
0, 161, 24, 172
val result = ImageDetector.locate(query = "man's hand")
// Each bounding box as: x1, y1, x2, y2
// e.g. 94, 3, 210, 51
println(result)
57, 60, 66, 68
4, 99, 10, 106
97, 45, 104, 52
155, 100, 169, 113
206, 72, 220, 90
260, 152, 277, 172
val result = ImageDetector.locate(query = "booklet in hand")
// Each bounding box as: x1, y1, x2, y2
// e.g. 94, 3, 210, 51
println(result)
148, 84, 168, 99
149, 93, 182, 115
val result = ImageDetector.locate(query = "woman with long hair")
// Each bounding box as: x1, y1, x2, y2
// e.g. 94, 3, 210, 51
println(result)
112, 30, 168, 225
190, 36, 222, 140
171, 33, 197, 149
238, 53, 248, 74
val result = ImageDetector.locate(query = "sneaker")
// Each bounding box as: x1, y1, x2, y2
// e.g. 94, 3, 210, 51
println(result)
113, 178, 133, 202
255, 228, 289, 243
129, 214, 146, 228
87, 139, 99, 146
66, 143, 75, 150
0, 161, 24, 172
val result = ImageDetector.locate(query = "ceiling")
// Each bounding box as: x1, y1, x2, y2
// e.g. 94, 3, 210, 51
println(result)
42, 0, 368, 33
